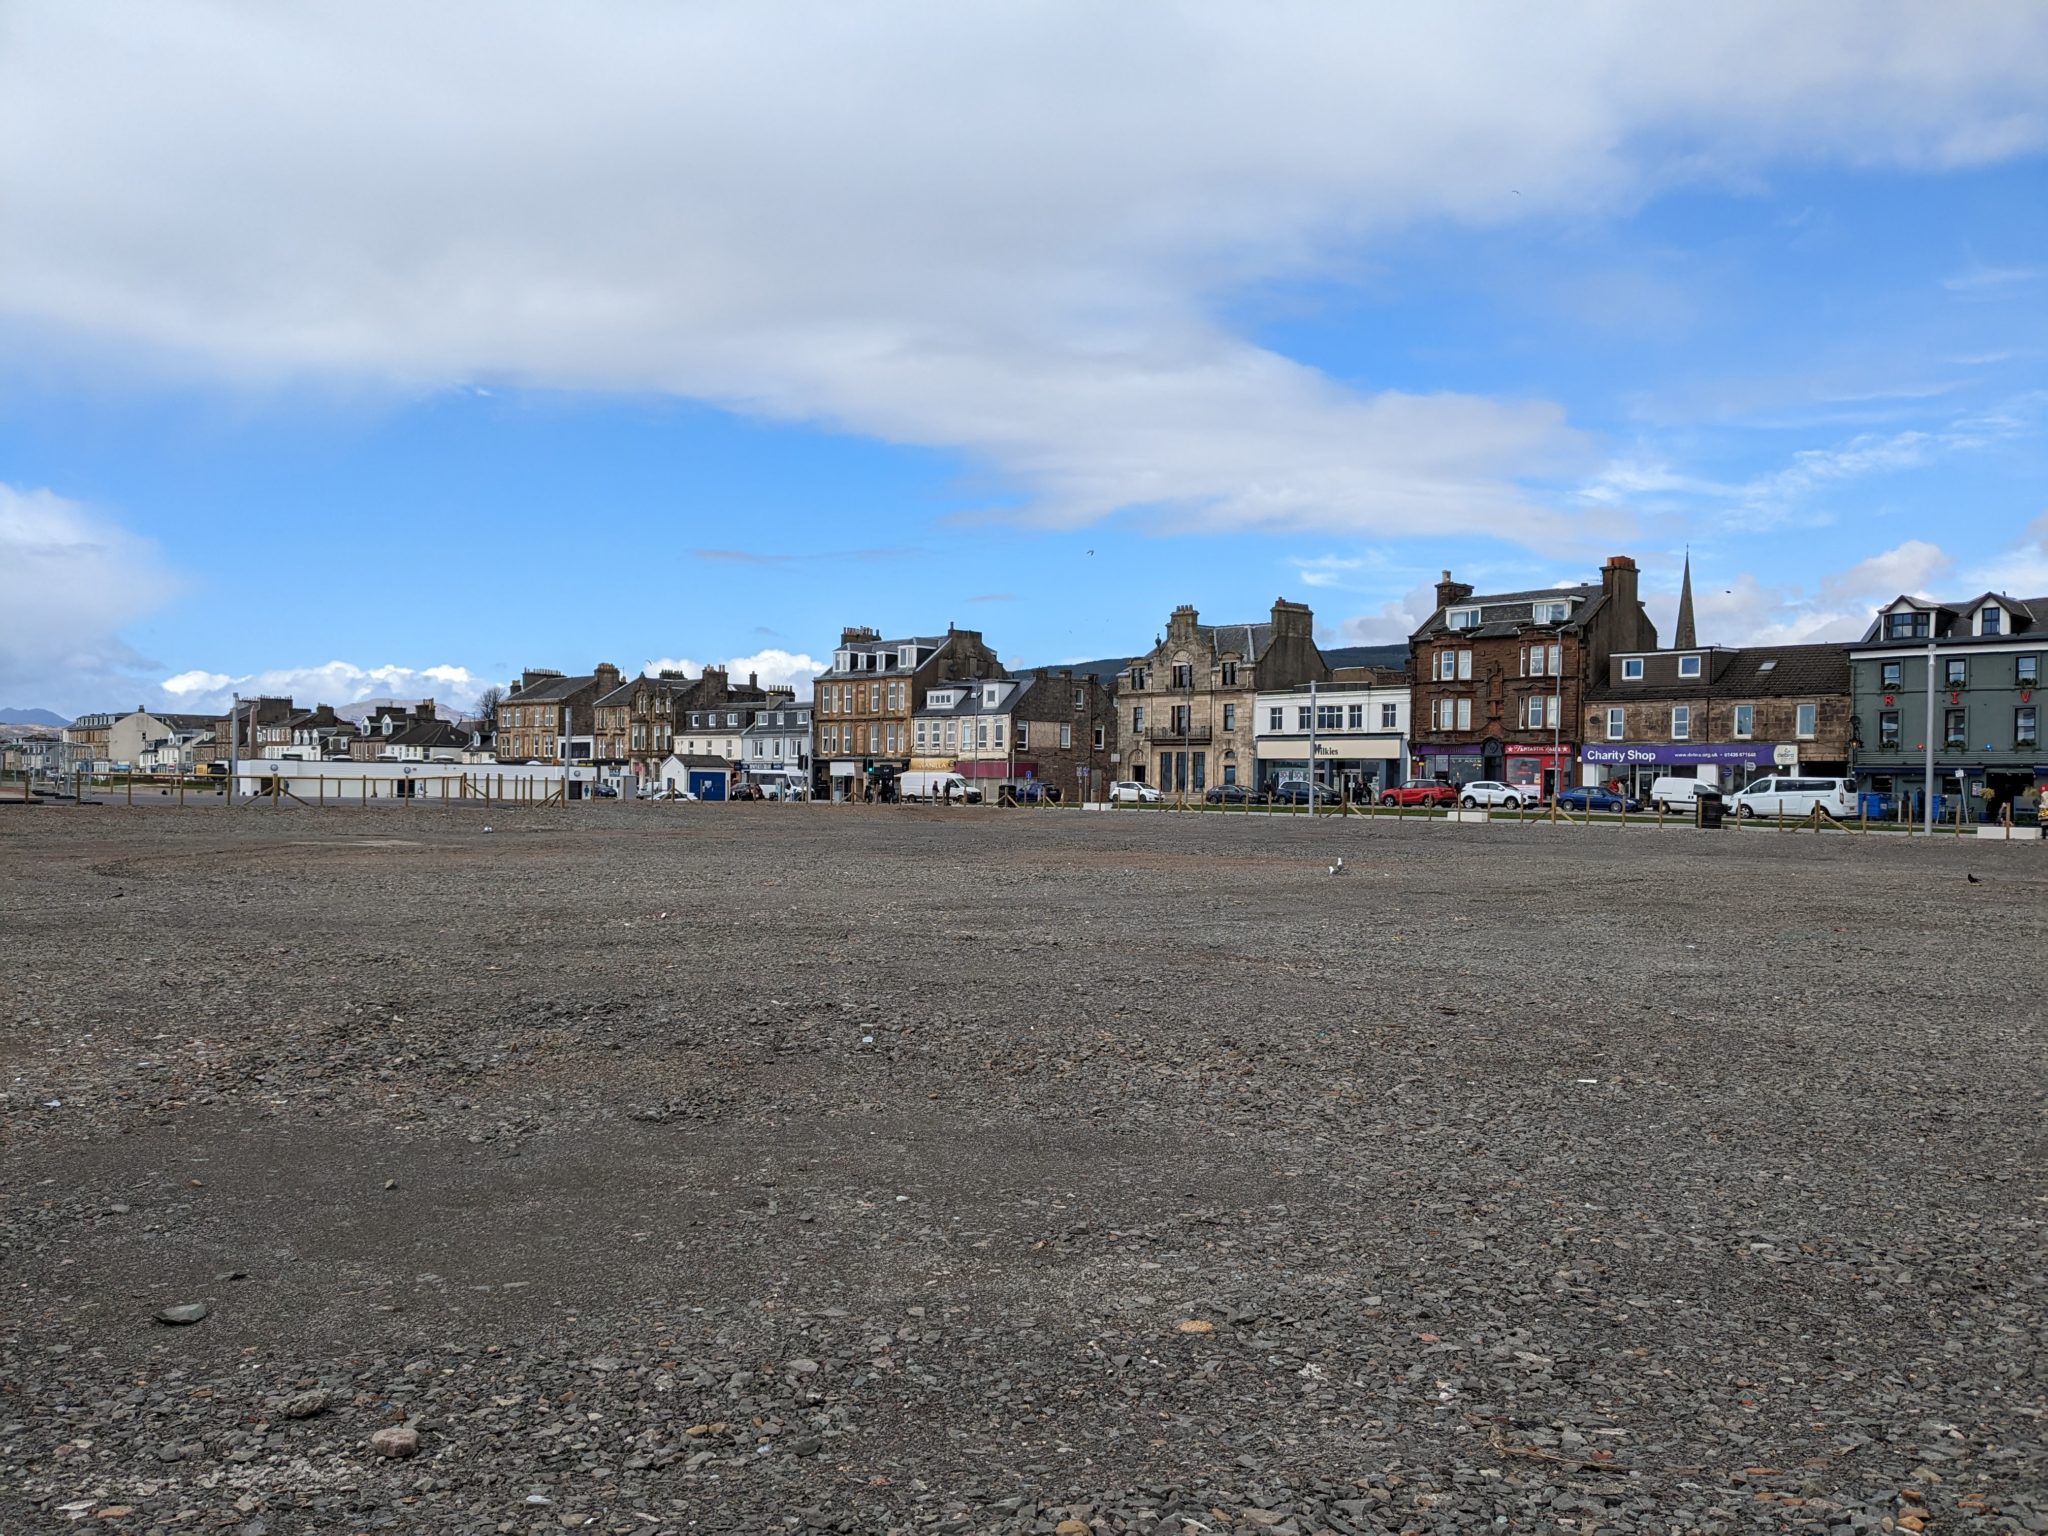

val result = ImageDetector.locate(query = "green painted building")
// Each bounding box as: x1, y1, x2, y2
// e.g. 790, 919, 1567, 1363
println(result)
1847, 591, 2045, 817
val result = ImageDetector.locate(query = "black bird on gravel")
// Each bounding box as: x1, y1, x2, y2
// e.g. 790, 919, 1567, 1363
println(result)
1967, 872, 1982, 883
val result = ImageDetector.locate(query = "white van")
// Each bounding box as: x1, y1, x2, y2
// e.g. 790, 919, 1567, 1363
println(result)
1728, 775, 1857, 821
898, 769, 980, 803
1649, 775, 1716, 813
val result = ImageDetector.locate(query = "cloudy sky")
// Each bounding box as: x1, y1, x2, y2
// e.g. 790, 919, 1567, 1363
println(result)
3, 2, 2046, 714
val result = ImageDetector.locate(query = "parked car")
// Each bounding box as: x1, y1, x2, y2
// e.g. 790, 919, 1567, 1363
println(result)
1269, 780, 1336, 805
1109, 780, 1161, 804
1553, 785, 1641, 814
1380, 781, 1457, 808
1728, 775, 1858, 820
647, 786, 695, 801
1648, 775, 1719, 813
1203, 783, 1260, 804
1458, 780, 1533, 809
592, 782, 620, 799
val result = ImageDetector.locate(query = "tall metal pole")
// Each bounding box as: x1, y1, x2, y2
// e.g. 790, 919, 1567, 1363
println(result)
229, 691, 240, 806
1922, 639, 1937, 835
1307, 678, 1318, 813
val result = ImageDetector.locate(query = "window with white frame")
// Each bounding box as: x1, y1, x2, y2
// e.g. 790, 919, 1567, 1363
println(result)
1447, 607, 1479, 629
1605, 707, 1623, 740
1297, 705, 1312, 729
1093, 725, 1105, 750
1060, 723, 1072, 748
1380, 702, 1398, 728
1732, 704, 1753, 739
1132, 706, 1145, 732
1268, 706, 1283, 730
1671, 705, 1690, 740
1621, 657, 1644, 680
1796, 703, 1817, 739
1015, 721, 1029, 749
1457, 698, 1472, 731
1677, 655, 1702, 679
976, 719, 989, 749
1222, 703, 1236, 731
1347, 703, 1363, 729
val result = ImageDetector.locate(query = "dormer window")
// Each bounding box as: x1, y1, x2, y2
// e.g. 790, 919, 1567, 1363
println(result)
1532, 600, 1569, 623
899, 648, 916, 668
1677, 654, 1702, 679
1885, 609, 1930, 641
1980, 605, 2003, 636
1447, 607, 1479, 630
1621, 658, 1644, 681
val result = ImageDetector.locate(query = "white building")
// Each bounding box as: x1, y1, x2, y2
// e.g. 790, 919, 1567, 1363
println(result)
741, 700, 812, 786
1252, 678, 1410, 798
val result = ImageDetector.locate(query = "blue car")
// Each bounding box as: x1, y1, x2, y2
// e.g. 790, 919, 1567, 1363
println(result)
1554, 786, 1640, 813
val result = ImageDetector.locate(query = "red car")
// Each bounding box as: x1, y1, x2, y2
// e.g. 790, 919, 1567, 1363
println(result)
1380, 782, 1457, 808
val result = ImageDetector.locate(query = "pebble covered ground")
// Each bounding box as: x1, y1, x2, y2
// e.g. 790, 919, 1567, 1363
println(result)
2, 802, 2042, 1534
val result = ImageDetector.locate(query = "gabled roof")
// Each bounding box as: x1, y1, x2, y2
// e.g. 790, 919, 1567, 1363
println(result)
387, 720, 472, 749
1855, 592, 2045, 645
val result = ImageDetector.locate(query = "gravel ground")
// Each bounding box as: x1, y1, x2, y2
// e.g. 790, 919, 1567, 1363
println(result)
2, 802, 2042, 1535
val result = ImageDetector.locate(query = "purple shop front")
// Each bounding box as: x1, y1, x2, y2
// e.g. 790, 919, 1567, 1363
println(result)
1581, 743, 1774, 768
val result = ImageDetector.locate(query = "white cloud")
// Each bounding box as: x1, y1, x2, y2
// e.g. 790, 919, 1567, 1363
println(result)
0, 483, 181, 708
158, 661, 485, 714
1942, 263, 2045, 293
1820, 540, 1953, 602
642, 650, 826, 698
1339, 583, 1441, 645
3, 4, 2044, 545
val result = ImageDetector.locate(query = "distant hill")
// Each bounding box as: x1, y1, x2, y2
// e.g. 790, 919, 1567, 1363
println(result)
0, 707, 69, 727
1322, 644, 1409, 672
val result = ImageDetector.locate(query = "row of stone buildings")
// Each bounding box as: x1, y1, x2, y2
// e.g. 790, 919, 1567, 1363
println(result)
33, 552, 2045, 811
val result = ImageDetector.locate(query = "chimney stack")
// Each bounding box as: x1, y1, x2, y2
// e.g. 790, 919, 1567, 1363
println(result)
1435, 570, 1475, 611
1601, 555, 1639, 613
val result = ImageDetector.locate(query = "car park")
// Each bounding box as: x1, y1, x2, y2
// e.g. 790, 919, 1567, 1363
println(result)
1109, 780, 1162, 804
1379, 782, 1457, 808
1728, 775, 1858, 820
1458, 780, 1533, 809
1553, 785, 1640, 813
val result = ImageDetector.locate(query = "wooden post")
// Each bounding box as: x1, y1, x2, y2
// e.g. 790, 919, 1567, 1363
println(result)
126, 774, 133, 806
178, 775, 185, 808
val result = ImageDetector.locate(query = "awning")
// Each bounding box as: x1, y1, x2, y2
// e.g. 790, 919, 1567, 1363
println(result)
953, 759, 1036, 779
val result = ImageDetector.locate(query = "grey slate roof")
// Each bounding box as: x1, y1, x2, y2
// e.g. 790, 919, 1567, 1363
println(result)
1588, 643, 1850, 702
1411, 583, 1604, 642
1852, 593, 2047, 646
514, 673, 596, 703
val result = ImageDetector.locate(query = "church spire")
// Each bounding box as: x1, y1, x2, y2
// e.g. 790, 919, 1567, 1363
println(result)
1674, 549, 1697, 649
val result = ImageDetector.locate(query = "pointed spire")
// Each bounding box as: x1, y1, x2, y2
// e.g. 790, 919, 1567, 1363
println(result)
1674, 549, 1697, 649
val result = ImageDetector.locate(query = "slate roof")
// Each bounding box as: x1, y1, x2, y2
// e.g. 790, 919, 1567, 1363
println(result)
1410, 583, 1604, 642
386, 720, 473, 749
1588, 643, 1850, 702
513, 673, 596, 703
1852, 593, 2047, 646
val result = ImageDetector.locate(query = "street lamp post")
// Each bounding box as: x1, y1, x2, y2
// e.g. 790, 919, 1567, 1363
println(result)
1922, 639, 1936, 834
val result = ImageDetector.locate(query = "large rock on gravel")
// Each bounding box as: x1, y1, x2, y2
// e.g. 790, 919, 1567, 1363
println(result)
154, 1302, 209, 1325
369, 1424, 420, 1459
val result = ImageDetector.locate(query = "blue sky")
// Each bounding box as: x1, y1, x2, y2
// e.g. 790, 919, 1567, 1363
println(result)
3, 4, 2046, 715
